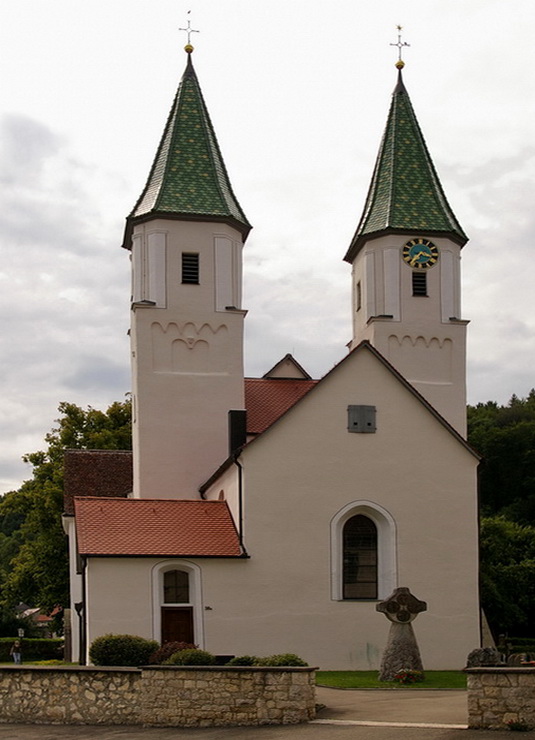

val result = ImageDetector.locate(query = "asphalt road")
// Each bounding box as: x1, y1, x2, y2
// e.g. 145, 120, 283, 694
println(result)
0, 723, 516, 740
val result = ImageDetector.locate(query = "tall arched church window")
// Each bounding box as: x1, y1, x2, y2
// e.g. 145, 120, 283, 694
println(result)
343, 515, 377, 599
330, 501, 396, 601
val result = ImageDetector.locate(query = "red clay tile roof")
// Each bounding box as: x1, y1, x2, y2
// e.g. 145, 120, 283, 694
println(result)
64, 450, 132, 515
74, 498, 242, 557
245, 378, 317, 435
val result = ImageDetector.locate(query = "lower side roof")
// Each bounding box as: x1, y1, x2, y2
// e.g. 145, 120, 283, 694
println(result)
74, 497, 242, 557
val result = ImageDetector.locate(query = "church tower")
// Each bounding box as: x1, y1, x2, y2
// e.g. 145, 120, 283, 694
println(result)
122, 45, 251, 498
345, 61, 469, 435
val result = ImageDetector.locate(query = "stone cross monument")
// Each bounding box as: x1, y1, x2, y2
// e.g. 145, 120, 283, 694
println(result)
376, 586, 427, 681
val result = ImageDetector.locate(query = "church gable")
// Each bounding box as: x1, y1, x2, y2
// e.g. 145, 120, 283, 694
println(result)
204, 341, 478, 535
262, 354, 312, 380
242, 342, 477, 463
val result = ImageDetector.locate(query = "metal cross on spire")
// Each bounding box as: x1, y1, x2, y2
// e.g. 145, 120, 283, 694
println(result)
179, 11, 200, 52
390, 25, 410, 69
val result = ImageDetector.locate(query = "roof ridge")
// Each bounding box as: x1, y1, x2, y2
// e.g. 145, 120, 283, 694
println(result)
74, 497, 225, 504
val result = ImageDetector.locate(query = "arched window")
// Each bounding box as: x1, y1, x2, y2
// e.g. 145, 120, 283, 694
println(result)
343, 515, 377, 599
331, 501, 396, 601
163, 569, 189, 604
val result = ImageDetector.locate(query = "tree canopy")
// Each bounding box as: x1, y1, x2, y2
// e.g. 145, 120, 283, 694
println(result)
479, 516, 535, 638
468, 390, 535, 524
0, 400, 131, 619
468, 391, 535, 638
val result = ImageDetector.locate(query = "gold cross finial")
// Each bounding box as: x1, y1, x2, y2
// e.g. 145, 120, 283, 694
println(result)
179, 11, 200, 53
390, 25, 410, 69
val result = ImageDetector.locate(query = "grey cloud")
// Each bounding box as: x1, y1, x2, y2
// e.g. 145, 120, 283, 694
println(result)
0, 114, 63, 186
63, 355, 130, 395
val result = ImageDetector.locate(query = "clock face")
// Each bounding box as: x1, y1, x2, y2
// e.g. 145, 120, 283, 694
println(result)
402, 238, 439, 269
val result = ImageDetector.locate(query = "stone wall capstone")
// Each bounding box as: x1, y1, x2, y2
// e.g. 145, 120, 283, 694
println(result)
0, 665, 316, 727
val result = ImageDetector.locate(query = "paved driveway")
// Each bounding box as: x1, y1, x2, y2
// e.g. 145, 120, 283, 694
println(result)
316, 686, 468, 725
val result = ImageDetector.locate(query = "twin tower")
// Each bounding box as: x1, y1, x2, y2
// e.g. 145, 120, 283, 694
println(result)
122, 49, 468, 500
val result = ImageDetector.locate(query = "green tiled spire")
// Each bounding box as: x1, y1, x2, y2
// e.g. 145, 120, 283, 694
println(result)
345, 70, 467, 262
122, 51, 251, 249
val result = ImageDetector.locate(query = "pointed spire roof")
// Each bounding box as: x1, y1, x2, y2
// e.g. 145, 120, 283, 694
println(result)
122, 49, 251, 249
344, 68, 467, 262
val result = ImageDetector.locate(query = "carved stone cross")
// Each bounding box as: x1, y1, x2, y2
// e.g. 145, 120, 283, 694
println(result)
376, 586, 427, 623
376, 587, 427, 681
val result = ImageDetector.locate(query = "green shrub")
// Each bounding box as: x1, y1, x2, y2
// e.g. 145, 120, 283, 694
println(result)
257, 653, 308, 666
226, 655, 259, 666
0, 638, 63, 662
148, 641, 197, 665
164, 648, 216, 666
89, 634, 159, 666
0, 616, 41, 639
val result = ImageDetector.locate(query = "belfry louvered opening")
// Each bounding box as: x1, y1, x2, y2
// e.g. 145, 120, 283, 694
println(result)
182, 253, 199, 284
412, 271, 427, 296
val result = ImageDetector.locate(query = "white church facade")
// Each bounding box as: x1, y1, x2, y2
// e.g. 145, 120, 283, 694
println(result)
63, 46, 480, 670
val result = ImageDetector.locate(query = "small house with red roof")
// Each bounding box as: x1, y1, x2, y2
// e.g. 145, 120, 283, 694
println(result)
64, 43, 480, 669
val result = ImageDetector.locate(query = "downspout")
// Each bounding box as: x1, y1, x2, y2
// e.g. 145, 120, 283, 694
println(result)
79, 556, 87, 665
233, 454, 248, 557
476, 460, 483, 648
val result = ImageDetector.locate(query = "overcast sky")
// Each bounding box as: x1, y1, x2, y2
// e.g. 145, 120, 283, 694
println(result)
1, 0, 534, 493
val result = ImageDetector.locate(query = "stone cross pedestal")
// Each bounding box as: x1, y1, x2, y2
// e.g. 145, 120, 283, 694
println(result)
376, 586, 427, 681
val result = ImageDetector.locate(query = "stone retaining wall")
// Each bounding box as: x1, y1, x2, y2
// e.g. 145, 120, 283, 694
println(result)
466, 667, 535, 730
0, 665, 316, 727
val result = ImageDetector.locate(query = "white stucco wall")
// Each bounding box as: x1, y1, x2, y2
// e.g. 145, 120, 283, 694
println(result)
130, 219, 246, 499
83, 346, 479, 670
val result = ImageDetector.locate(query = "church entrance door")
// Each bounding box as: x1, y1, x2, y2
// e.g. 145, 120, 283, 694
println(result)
161, 606, 194, 644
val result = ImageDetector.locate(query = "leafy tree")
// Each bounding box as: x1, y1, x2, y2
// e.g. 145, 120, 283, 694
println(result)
0, 399, 131, 615
468, 390, 535, 524
480, 516, 535, 638
468, 393, 535, 635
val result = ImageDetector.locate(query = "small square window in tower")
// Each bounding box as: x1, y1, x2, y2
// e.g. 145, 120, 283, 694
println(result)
182, 253, 199, 284
347, 405, 376, 433
412, 271, 427, 296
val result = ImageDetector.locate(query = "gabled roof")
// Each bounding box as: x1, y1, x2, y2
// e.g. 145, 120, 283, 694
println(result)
64, 449, 132, 515
263, 354, 312, 380
245, 377, 317, 435
242, 342, 479, 459
345, 69, 467, 262
74, 498, 242, 557
201, 341, 479, 495
122, 50, 251, 249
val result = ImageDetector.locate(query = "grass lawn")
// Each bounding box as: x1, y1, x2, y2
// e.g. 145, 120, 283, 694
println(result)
316, 670, 466, 689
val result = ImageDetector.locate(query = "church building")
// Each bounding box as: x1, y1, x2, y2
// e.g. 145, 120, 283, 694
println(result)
63, 41, 480, 669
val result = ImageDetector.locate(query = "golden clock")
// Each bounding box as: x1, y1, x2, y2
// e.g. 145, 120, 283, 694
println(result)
402, 238, 439, 269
